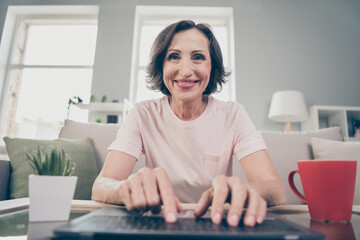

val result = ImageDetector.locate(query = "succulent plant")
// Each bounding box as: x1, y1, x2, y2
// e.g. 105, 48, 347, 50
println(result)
67, 96, 83, 119
90, 94, 96, 102
26, 147, 76, 176
101, 95, 107, 103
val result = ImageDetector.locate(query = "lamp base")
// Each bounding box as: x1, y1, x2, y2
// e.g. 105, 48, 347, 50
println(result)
284, 122, 292, 132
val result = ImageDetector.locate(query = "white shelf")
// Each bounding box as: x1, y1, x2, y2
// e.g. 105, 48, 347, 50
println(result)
301, 105, 360, 141
75, 102, 124, 123
76, 102, 123, 112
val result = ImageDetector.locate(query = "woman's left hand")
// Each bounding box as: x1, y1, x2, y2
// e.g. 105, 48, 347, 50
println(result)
193, 175, 267, 227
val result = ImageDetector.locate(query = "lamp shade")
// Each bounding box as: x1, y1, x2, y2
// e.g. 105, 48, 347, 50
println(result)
268, 90, 309, 123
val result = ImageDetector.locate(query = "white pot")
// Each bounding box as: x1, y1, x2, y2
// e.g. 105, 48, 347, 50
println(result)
28, 175, 78, 222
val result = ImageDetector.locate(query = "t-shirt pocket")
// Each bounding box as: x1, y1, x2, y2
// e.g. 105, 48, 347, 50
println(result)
203, 149, 231, 187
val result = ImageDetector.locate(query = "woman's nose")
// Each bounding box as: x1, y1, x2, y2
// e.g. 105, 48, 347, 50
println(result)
179, 59, 193, 77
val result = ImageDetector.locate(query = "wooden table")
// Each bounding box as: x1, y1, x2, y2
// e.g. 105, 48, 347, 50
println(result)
1, 198, 359, 239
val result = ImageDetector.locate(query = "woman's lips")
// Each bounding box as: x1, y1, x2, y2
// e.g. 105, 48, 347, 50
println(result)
174, 80, 199, 89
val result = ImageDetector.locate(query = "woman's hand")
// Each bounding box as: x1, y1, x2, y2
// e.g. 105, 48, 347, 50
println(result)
92, 151, 182, 223
118, 167, 182, 223
194, 175, 267, 227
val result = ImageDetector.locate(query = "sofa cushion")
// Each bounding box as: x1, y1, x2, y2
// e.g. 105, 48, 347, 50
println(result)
59, 120, 120, 172
3, 137, 98, 200
311, 137, 360, 204
233, 127, 343, 204
0, 159, 10, 200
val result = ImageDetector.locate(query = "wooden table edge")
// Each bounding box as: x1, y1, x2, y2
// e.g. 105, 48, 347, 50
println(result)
1, 198, 359, 215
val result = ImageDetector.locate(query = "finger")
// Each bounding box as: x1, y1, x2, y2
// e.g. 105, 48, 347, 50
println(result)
118, 181, 136, 212
175, 197, 183, 212
243, 189, 265, 227
256, 198, 267, 224
211, 175, 229, 224
128, 175, 148, 212
155, 168, 178, 223
194, 189, 212, 218
226, 177, 246, 227
141, 168, 162, 214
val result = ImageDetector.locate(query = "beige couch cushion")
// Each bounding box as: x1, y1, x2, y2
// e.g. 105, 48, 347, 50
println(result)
233, 127, 343, 204
311, 137, 360, 204
59, 120, 120, 172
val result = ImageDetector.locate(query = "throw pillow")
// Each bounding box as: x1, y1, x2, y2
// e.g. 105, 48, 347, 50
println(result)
59, 119, 120, 171
3, 137, 98, 200
311, 137, 360, 204
234, 127, 343, 205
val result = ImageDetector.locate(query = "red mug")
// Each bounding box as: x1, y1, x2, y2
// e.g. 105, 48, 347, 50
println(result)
288, 160, 357, 222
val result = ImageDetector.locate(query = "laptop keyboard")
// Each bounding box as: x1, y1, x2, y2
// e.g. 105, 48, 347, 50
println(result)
76, 215, 301, 234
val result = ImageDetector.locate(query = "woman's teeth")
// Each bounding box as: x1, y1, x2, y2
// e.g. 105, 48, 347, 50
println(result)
178, 81, 194, 85
175, 80, 198, 85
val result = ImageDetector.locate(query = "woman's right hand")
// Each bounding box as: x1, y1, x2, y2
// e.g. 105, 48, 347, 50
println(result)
118, 167, 182, 223
92, 151, 182, 223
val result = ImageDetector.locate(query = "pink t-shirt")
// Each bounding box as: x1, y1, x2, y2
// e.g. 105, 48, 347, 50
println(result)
109, 96, 266, 202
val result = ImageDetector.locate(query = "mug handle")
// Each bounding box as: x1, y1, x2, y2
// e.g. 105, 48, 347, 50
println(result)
288, 170, 307, 203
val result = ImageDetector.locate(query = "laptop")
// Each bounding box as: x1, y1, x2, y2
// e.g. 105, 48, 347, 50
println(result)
53, 207, 324, 239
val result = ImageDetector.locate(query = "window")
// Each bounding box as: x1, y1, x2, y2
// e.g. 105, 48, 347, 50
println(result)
0, 6, 99, 143
129, 6, 236, 104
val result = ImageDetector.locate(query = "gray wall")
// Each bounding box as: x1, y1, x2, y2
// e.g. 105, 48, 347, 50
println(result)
0, 0, 359, 131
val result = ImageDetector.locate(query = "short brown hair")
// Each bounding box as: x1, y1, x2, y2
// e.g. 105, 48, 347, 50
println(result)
146, 20, 229, 96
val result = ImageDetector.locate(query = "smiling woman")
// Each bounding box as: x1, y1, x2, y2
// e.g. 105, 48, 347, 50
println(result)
164, 29, 211, 119
92, 20, 286, 229
145, 21, 226, 120
163, 29, 212, 103
147, 22, 227, 100
130, 6, 236, 103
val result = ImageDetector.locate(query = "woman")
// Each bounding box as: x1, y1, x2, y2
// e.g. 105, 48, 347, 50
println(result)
92, 20, 286, 227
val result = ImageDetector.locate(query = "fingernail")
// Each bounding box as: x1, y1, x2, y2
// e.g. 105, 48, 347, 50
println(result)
245, 215, 255, 226
212, 213, 221, 224
229, 214, 239, 227
257, 216, 264, 224
167, 212, 176, 223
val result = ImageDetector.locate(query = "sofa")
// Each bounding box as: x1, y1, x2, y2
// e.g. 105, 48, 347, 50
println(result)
1, 119, 358, 205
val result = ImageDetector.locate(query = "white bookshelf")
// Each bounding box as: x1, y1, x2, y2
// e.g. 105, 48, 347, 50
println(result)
301, 105, 360, 141
76, 102, 124, 123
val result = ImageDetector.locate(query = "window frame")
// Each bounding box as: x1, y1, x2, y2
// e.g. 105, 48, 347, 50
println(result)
129, 5, 236, 104
0, 6, 99, 143
10, 18, 98, 69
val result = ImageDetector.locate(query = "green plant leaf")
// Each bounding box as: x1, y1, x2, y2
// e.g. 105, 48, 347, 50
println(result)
26, 153, 41, 175
26, 146, 76, 176
49, 150, 55, 175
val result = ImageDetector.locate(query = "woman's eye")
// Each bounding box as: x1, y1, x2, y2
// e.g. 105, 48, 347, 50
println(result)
168, 53, 180, 60
193, 54, 205, 61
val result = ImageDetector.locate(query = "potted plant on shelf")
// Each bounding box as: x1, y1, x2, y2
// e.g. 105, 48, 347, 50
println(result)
27, 147, 77, 222
67, 96, 83, 119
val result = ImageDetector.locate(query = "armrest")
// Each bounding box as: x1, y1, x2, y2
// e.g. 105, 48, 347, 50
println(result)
0, 159, 10, 200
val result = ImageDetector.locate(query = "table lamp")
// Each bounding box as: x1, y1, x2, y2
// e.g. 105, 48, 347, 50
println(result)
268, 90, 309, 132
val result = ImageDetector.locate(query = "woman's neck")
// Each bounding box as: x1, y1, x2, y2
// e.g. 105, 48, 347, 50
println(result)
169, 96, 208, 121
